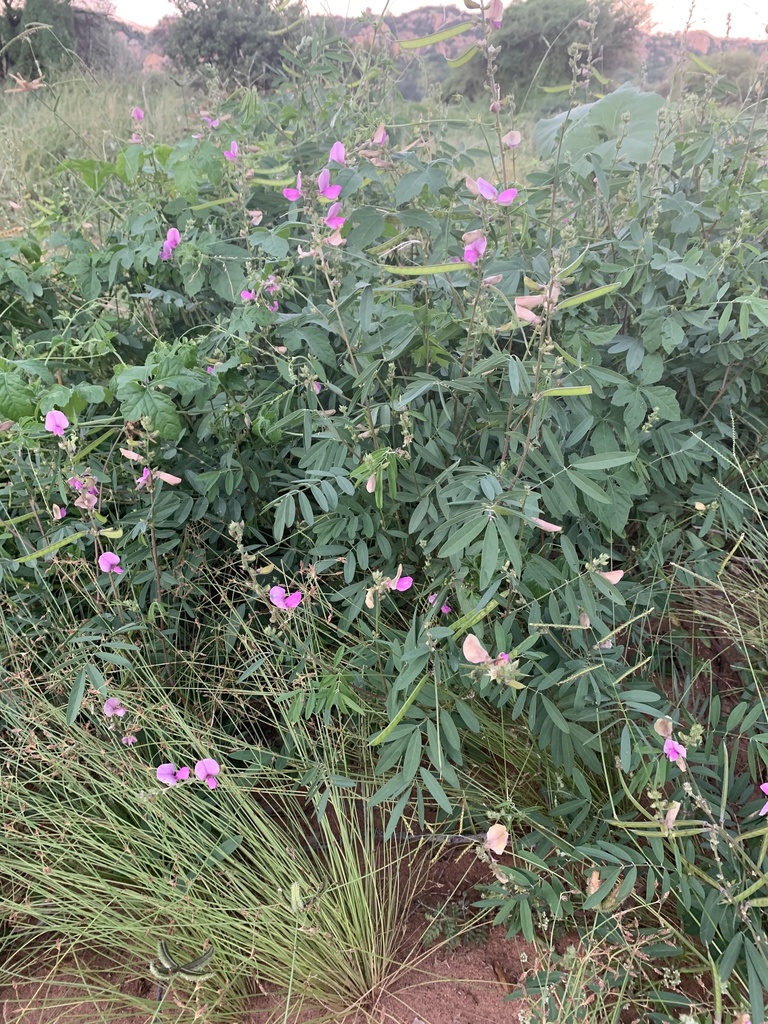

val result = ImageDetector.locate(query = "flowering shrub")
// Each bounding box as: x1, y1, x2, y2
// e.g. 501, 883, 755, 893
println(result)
1, 23, 768, 1022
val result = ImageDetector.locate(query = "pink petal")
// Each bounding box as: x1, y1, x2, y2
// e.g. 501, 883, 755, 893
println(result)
597, 570, 625, 585
175, 766, 190, 781
760, 799, 768, 816
195, 758, 220, 781
463, 634, 491, 664
283, 590, 303, 608
502, 130, 522, 149
328, 141, 346, 165
317, 168, 331, 192
365, 474, 376, 493
440, 604, 452, 615
760, 782, 768, 797
283, 187, 302, 201
320, 184, 342, 200
484, 823, 509, 856
514, 304, 541, 326
44, 409, 69, 436
157, 763, 179, 786
530, 517, 561, 532
495, 188, 518, 206
465, 175, 480, 197
269, 586, 288, 609
98, 551, 122, 573
372, 124, 388, 145
394, 576, 413, 592
153, 471, 182, 485
475, 177, 498, 201
120, 447, 144, 462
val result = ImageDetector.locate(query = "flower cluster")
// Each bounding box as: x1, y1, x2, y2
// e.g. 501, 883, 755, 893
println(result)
365, 564, 413, 609
463, 634, 523, 687
160, 227, 181, 261
157, 758, 221, 789
282, 138, 359, 246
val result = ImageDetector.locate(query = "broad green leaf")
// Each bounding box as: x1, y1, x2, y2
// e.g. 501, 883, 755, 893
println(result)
0, 372, 36, 420
569, 452, 637, 471
66, 668, 87, 726
438, 516, 487, 558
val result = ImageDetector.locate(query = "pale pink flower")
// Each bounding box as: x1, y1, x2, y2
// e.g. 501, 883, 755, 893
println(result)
157, 762, 190, 786
312, 381, 322, 394
98, 551, 122, 574
324, 202, 345, 229
463, 235, 487, 264
121, 735, 137, 745
241, 288, 257, 301
202, 115, 220, 128
463, 634, 491, 664
120, 447, 144, 462
195, 758, 220, 789
597, 570, 625, 585
531, 517, 562, 532
52, 504, 67, 520
247, 209, 263, 225
136, 466, 152, 490
465, 175, 480, 197
483, 274, 503, 287
74, 491, 98, 511
68, 476, 84, 490
44, 409, 69, 436
317, 168, 341, 200
502, 130, 522, 149
487, 0, 503, 28
154, 470, 182, 485
386, 565, 413, 592
759, 782, 768, 816
365, 474, 376, 493
224, 140, 239, 161
328, 141, 346, 165
515, 294, 544, 325
130, 133, 141, 143
283, 172, 303, 201
489, 99, 501, 114
268, 301, 278, 312
160, 227, 180, 261
264, 275, 279, 295
372, 123, 388, 145
475, 177, 517, 206
484, 823, 509, 855
663, 738, 687, 763
325, 229, 345, 247
269, 585, 303, 609
131, 106, 144, 121
103, 697, 126, 718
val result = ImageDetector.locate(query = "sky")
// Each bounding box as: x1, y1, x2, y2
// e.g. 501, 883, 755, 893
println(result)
112, 0, 767, 38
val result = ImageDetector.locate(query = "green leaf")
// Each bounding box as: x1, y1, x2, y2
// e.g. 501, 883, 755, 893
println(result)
419, 767, 453, 813
118, 386, 181, 440
540, 84, 572, 93
480, 519, 499, 590
556, 283, 621, 311
66, 668, 87, 726
438, 516, 487, 558
569, 452, 637, 471
0, 372, 36, 420
398, 21, 475, 48
540, 694, 571, 734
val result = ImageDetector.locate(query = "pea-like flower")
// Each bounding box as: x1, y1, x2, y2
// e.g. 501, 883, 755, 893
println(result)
317, 168, 341, 200
98, 551, 123, 574
283, 172, 303, 202
484, 823, 509, 855
160, 227, 181, 261
44, 409, 69, 436
224, 140, 239, 161
157, 763, 190, 786
195, 758, 221, 789
475, 177, 518, 206
463, 233, 487, 264
328, 141, 346, 165
103, 697, 126, 718
269, 586, 303, 609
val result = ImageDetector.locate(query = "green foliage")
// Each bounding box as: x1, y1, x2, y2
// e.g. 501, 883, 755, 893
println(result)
15, 0, 74, 77
166, 0, 304, 87
2, 26, 768, 1024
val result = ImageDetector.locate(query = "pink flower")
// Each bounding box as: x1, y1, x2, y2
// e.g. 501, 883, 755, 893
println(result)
268, 301, 278, 312
136, 466, 152, 490
663, 738, 687, 763
160, 227, 181, 261
154, 470, 182, 485
502, 130, 522, 149
324, 202, 345, 229
52, 504, 67, 520
121, 735, 137, 745
325, 229, 345, 247
224, 140, 239, 161
597, 570, 625, 585
241, 289, 257, 301
120, 447, 144, 462
206, 366, 215, 373
372, 124, 388, 145
428, 594, 451, 614
463, 634, 491, 664
312, 381, 322, 394
365, 474, 376, 493
487, 0, 503, 28
484, 823, 509, 855
317, 168, 341, 200
759, 782, 768, 816
386, 565, 413, 592
463, 235, 487, 264
156, 763, 190, 786
247, 209, 263, 225
131, 106, 144, 121
264, 275, 279, 295
531, 516, 562, 532
44, 409, 69, 436
283, 172, 303, 201
475, 177, 518, 206
195, 758, 220, 789
98, 551, 122, 574
515, 295, 544, 325
67, 476, 84, 490
202, 115, 220, 128
328, 141, 346, 165
130, 133, 141, 143
269, 585, 303, 609
75, 491, 98, 511
103, 697, 126, 718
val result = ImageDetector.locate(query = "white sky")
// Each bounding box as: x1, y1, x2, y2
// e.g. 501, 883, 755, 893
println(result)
113, 0, 767, 38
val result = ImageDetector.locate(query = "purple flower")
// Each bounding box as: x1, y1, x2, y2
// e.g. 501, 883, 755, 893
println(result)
52, 504, 67, 520
386, 565, 413, 592
103, 697, 126, 718
312, 381, 322, 394
324, 202, 345, 229
224, 140, 239, 161
269, 586, 303, 609
317, 168, 341, 200
441, 603, 452, 614
328, 141, 346, 166
98, 551, 122, 574
463, 235, 487, 264
241, 289, 257, 301
475, 177, 518, 206
121, 735, 137, 746
283, 172, 303, 202
264, 275, 279, 295
663, 738, 687, 763
131, 106, 144, 121
44, 409, 69, 436
160, 227, 181, 261
202, 115, 220, 128
156, 763, 190, 786
130, 133, 141, 143
759, 782, 768, 816
136, 466, 152, 490
487, 0, 503, 28
67, 476, 84, 490
268, 301, 278, 313
195, 758, 220, 789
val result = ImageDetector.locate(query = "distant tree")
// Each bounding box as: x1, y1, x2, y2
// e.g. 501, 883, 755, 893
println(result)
166, 0, 304, 88
443, 0, 651, 106
15, 0, 75, 76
